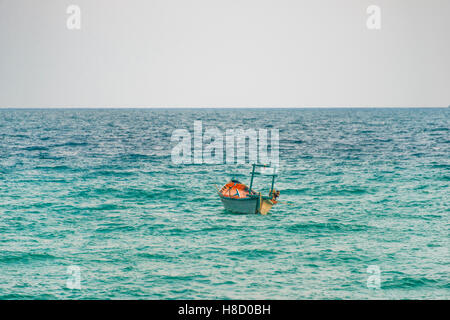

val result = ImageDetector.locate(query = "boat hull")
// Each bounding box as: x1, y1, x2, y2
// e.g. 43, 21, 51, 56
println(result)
219, 194, 274, 215
219, 196, 259, 214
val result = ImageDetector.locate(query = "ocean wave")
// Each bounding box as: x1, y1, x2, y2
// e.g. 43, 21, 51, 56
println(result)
50, 141, 89, 148
95, 224, 138, 233
382, 276, 442, 289
287, 222, 370, 233
21, 146, 49, 151
227, 248, 280, 259
0, 252, 58, 264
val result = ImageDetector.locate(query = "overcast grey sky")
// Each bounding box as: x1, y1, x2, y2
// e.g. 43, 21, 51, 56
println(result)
0, 0, 449, 107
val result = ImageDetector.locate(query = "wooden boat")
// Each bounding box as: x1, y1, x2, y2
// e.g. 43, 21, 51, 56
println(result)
217, 164, 280, 215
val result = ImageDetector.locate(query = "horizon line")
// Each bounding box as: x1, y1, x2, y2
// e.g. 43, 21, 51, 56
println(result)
0, 106, 448, 109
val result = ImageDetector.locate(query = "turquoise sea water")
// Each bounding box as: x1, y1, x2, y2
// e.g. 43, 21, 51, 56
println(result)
0, 108, 448, 299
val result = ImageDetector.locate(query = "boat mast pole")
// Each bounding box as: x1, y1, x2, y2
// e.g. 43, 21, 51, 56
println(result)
249, 163, 256, 191
270, 174, 276, 195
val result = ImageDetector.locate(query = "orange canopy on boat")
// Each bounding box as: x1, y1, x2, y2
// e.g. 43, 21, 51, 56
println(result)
219, 180, 253, 199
